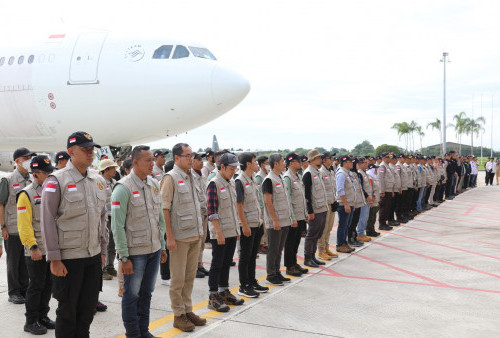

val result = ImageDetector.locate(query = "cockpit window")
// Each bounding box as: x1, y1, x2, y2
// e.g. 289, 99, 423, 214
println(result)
153, 45, 173, 59
188, 47, 217, 60
172, 45, 190, 59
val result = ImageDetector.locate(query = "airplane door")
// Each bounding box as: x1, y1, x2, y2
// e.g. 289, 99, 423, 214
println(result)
68, 32, 108, 85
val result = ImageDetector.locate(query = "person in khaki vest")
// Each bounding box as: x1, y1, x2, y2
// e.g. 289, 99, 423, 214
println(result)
335, 155, 357, 253
54, 151, 70, 170
317, 152, 339, 260
255, 155, 270, 254
206, 152, 244, 312
0, 147, 35, 305
377, 152, 395, 231
365, 163, 380, 237
17, 155, 56, 335
160, 143, 205, 332
40, 131, 108, 338
112, 145, 168, 337
235, 152, 268, 298
152, 149, 168, 181
263, 153, 294, 286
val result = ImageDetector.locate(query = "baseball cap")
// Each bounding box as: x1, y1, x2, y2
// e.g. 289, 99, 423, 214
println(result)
219, 153, 239, 167
285, 152, 301, 165
321, 152, 333, 160
55, 151, 70, 162
13, 147, 36, 161
193, 152, 207, 159
67, 131, 101, 149
367, 163, 379, 170
30, 155, 55, 173
339, 154, 353, 164
206, 150, 214, 157
301, 155, 308, 162
153, 149, 169, 157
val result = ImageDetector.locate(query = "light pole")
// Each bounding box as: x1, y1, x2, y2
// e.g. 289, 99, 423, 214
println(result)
440, 52, 450, 155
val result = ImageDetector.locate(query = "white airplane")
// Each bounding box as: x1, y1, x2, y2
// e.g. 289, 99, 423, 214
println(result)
0, 152, 14, 171
0, 30, 250, 152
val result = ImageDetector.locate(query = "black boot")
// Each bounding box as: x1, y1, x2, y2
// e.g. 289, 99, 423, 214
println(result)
304, 254, 319, 267
312, 256, 325, 265
24, 321, 47, 335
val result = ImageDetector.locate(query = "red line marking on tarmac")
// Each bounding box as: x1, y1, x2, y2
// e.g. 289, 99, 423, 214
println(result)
464, 206, 476, 216
373, 242, 500, 279
411, 219, 496, 234
422, 212, 497, 227
386, 232, 500, 261
447, 200, 500, 210
353, 253, 449, 286
404, 225, 443, 234
475, 240, 500, 248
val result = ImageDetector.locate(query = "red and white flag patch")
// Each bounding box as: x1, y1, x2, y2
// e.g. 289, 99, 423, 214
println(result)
32, 162, 39, 167
275, 183, 282, 188
178, 181, 185, 186
69, 137, 76, 144
324, 175, 329, 179
313, 175, 318, 179
156, 173, 161, 176
380, 168, 385, 173
17, 206, 27, 213
106, 185, 110, 191
13, 184, 20, 189
293, 180, 297, 184
34, 195, 41, 201
133, 191, 140, 198
220, 187, 226, 192
68, 184, 77, 192
112, 201, 120, 209
245, 183, 250, 189
45, 184, 57, 192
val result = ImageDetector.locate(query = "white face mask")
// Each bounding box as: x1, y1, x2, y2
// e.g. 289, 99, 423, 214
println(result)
22, 159, 32, 171
265, 164, 271, 172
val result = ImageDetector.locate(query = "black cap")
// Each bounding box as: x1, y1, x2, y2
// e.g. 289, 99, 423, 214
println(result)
219, 153, 239, 167
376, 155, 382, 160
367, 163, 379, 170
67, 131, 101, 149
193, 152, 207, 159
153, 149, 169, 157
206, 150, 214, 157
339, 154, 353, 163
321, 152, 333, 159
301, 155, 308, 162
55, 151, 70, 162
285, 152, 301, 165
13, 147, 36, 161
30, 155, 55, 173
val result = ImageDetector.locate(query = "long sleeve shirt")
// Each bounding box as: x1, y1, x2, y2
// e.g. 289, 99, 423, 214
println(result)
302, 171, 314, 215
111, 184, 166, 258
17, 192, 37, 248
206, 181, 219, 220
283, 176, 296, 221
336, 170, 347, 197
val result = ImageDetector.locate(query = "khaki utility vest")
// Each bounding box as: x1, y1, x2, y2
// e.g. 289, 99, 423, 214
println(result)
166, 165, 203, 241
353, 171, 366, 208
209, 173, 240, 238
369, 174, 381, 204
49, 161, 106, 260
5, 169, 32, 234
21, 181, 45, 256
417, 164, 425, 187
304, 165, 328, 214
152, 164, 165, 182
104, 177, 116, 217
283, 169, 307, 221
319, 165, 335, 204
378, 161, 394, 193
255, 169, 267, 210
390, 163, 402, 191
235, 171, 262, 227
263, 171, 292, 229
396, 162, 408, 190
358, 169, 373, 196
191, 169, 207, 216
336, 167, 357, 206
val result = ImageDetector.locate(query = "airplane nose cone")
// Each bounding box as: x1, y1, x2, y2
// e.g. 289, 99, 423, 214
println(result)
211, 65, 250, 109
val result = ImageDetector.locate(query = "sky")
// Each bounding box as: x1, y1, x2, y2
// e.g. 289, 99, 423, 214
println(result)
2, 0, 500, 152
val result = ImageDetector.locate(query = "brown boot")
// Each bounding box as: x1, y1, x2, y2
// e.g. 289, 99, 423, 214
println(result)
173, 314, 195, 332
357, 236, 372, 242
325, 249, 339, 258
317, 252, 332, 260
186, 312, 207, 326
336, 245, 351, 253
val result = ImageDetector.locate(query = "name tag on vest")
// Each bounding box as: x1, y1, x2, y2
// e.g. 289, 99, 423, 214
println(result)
106, 185, 110, 190
293, 180, 297, 184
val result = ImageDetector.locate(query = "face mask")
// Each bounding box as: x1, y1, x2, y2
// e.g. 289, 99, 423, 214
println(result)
22, 159, 31, 171
265, 165, 271, 172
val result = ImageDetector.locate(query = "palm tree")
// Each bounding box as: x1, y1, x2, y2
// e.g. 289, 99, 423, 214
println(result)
416, 126, 425, 153
391, 122, 410, 152
448, 112, 468, 154
464, 116, 486, 155
408, 120, 419, 153
427, 118, 442, 155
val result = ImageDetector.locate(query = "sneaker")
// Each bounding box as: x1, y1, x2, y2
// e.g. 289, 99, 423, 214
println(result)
108, 266, 118, 277
208, 293, 230, 312
266, 275, 283, 286
220, 289, 244, 305
102, 271, 113, 280
186, 312, 207, 326
357, 236, 371, 242
336, 245, 350, 253
161, 279, 171, 286
366, 231, 380, 237
277, 273, 291, 283
238, 285, 259, 298
8, 294, 25, 304
173, 314, 195, 332
198, 266, 210, 276
24, 321, 47, 335
196, 269, 205, 278
251, 282, 269, 293
96, 301, 107, 312
285, 266, 302, 277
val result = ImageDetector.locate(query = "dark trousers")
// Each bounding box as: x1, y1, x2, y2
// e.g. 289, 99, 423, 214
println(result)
208, 236, 237, 292
445, 175, 453, 197
407, 188, 417, 212
52, 254, 102, 338
348, 207, 360, 240
367, 206, 379, 234
284, 220, 306, 268
486, 171, 494, 185
25, 255, 52, 324
238, 225, 263, 287
337, 205, 354, 246
5, 234, 29, 296
379, 193, 392, 224
105, 218, 116, 268
266, 226, 289, 277
160, 234, 170, 280
304, 211, 327, 256
401, 190, 410, 215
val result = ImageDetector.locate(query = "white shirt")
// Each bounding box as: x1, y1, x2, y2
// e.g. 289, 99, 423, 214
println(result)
470, 161, 478, 175
485, 161, 495, 172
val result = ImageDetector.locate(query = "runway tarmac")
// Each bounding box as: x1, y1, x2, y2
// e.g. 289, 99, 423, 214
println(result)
0, 171, 498, 337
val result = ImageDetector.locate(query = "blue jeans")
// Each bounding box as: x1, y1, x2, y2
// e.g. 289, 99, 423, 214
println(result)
357, 204, 370, 236
337, 205, 354, 246
122, 250, 161, 338
416, 187, 425, 211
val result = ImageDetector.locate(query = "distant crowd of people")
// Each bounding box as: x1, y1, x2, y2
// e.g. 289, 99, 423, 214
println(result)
0, 132, 494, 337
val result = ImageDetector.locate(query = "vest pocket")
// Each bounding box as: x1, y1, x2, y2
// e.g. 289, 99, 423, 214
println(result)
58, 221, 86, 249
63, 193, 86, 219
128, 230, 148, 246
176, 208, 195, 230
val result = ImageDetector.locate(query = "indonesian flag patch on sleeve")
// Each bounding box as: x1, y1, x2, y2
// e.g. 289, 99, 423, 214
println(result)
17, 206, 27, 213
112, 201, 120, 209
133, 191, 140, 198
45, 183, 57, 192
68, 184, 77, 192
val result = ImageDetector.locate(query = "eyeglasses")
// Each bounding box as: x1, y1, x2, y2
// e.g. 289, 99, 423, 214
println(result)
178, 154, 194, 159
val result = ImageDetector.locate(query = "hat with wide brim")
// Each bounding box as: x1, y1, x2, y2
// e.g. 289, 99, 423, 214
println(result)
100, 159, 118, 171
307, 149, 323, 161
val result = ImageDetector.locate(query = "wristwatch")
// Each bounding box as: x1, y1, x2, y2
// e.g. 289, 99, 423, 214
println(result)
120, 256, 129, 263
30, 245, 38, 251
